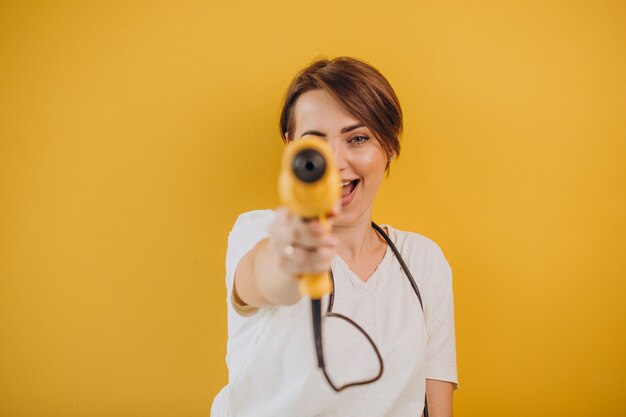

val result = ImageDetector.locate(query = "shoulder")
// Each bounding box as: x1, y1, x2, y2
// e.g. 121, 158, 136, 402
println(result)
230, 209, 277, 235
227, 210, 277, 261
384, 224, 452, 286
386, 225, 447, 260
233, 209, 277, 226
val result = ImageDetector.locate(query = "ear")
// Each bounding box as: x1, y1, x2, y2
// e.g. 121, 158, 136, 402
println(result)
385, 152, 395, 171
284, 132, 292, 143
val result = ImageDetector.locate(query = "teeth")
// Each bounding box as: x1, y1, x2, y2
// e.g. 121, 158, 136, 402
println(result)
342, 181, 351, 186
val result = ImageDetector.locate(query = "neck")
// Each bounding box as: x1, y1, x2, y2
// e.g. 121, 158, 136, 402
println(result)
333, 208, 384, 262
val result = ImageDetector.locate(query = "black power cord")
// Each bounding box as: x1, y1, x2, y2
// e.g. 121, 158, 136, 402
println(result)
310, 293, 384, 392
308, 222, 429, 415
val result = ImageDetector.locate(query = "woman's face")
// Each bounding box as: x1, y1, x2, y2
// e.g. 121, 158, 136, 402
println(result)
289, 89, 388, 227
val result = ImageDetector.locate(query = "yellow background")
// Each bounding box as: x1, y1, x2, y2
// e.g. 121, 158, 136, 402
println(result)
1, 1, 624, 416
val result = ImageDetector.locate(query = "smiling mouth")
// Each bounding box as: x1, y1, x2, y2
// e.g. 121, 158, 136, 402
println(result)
341, 179, 359, 197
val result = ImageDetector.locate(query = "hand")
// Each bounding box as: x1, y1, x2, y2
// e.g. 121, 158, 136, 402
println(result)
268, 207, 340, 278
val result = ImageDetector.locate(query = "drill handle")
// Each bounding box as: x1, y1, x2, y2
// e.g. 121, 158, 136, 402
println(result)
298, 215, 333, 299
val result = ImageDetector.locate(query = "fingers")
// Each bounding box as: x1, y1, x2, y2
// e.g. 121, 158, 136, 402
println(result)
280, 208, 334, 249
278, 243, 338, 275
292, 218, 331, 248
269, 207, 339, 276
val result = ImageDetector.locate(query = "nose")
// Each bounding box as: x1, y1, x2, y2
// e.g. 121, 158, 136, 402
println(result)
329, 138, 347, 171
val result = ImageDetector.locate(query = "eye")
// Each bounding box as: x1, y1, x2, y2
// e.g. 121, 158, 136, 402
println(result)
349, 135, 369, 145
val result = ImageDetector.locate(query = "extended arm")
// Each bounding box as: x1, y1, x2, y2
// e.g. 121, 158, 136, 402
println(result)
233, 208, 338, 308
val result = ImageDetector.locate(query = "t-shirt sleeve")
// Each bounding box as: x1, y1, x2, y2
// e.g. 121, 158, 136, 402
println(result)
423, 243, 459, 388
225, 210, 276, 317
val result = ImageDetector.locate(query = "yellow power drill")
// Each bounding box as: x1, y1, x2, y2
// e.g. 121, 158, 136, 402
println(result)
278, 136, 341, 299
278, 136, 341, 380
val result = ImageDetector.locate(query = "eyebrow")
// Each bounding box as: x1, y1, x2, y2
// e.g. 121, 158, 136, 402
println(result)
300, 123, 365, 138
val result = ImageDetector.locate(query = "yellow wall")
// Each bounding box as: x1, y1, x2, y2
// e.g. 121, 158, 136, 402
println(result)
1, 1, 624, 416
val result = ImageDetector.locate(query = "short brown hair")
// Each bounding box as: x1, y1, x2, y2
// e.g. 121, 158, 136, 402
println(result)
279, 57, 403, 168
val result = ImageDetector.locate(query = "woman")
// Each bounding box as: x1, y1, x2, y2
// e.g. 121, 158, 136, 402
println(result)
212, 57, 458, 417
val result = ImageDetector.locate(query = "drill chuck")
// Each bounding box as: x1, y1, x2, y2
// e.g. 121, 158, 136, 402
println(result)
292, 149, 327, 183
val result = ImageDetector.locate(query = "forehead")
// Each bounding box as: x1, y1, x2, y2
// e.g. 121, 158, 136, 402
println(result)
293, 89, 360, 132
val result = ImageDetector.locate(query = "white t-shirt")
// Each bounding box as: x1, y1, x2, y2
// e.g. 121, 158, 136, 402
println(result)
211, 210, 458, 417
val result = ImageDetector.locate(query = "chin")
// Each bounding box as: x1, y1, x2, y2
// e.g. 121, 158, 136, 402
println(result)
333, 206, 367, 228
